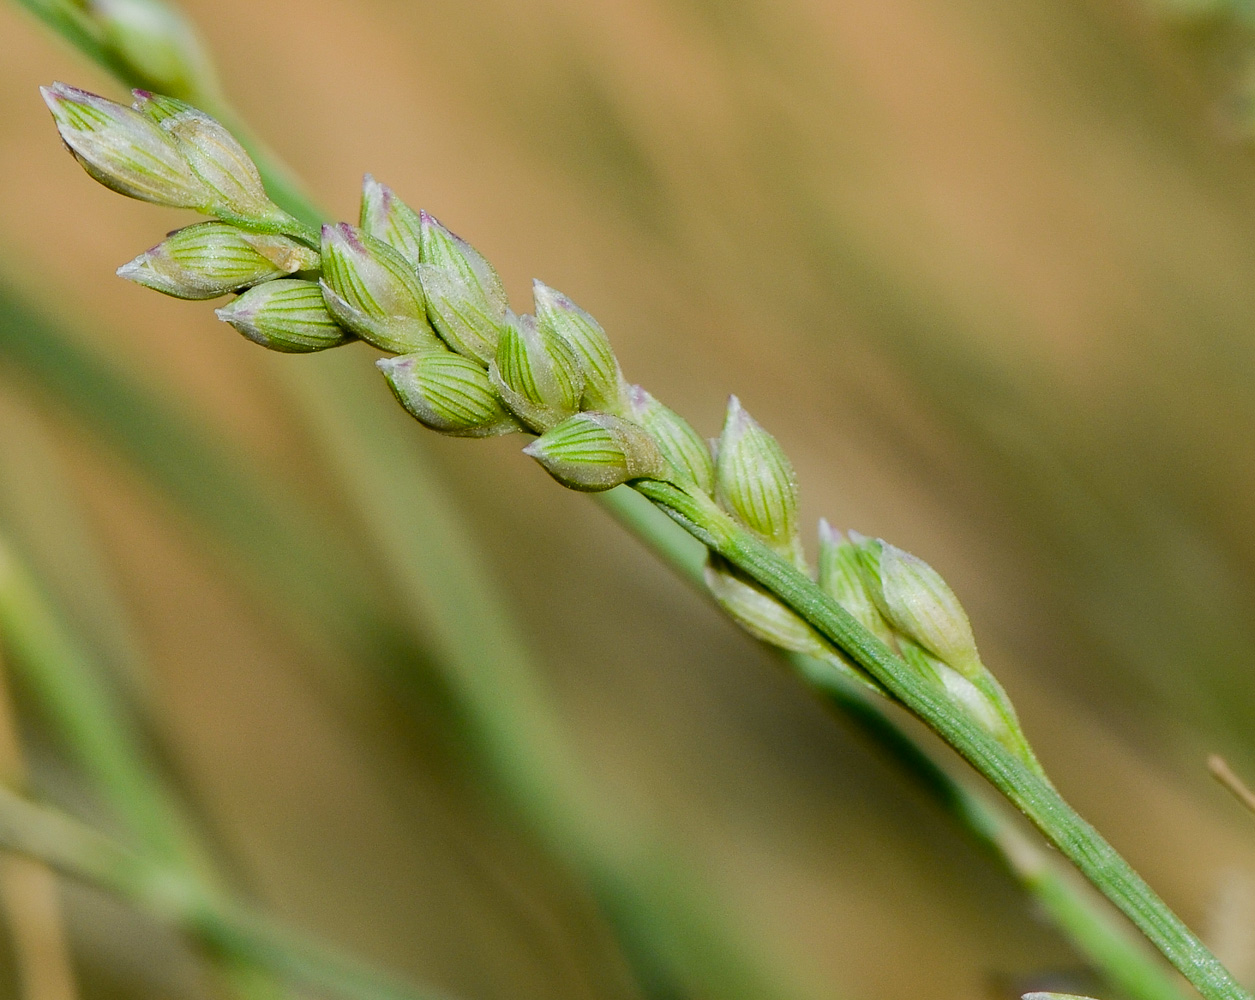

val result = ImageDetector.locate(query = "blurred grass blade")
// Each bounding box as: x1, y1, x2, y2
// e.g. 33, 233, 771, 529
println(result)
0, 531, 207, 873
0, 280, 391, 655
0, 528, 292, 1000
0, 782, 450, 1000
0, 647, 79, 1000
0, 391, 155, 709
1208, 756, 1255, 820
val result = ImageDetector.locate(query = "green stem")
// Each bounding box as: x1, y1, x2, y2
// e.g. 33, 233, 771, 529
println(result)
791, 653, 1189, 1000
634, 478, 1247, 1000
597, 486, 1190, 1000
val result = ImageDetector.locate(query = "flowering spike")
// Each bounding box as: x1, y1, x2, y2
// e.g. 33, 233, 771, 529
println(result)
714, 396, 799, 557
629, 386, 714, 492
41, 82, 208, 208
416, 212, 508, 363
850, 533, 980, 677
117, 222, 317, 300
319, 223, 441, 355
360, 175, 423, 267
378, 353, 520, 437
489, 312, 584, 432
215, 279, 352, 353
523, 412, 667, 491
131, 91, 287, 229
533, 281, 629, 414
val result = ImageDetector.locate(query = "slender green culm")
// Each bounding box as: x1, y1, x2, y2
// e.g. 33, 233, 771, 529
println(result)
29, 62, 1237, 1000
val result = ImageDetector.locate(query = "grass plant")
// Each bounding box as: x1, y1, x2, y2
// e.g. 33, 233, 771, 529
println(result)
1, 3, 1252, 1000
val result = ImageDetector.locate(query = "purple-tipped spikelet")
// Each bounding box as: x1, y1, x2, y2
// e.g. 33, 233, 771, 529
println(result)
319, 222, 441, 355
216, 279, 352, 353
41, 82, 209, 207
416, 211, 509, 363
117, 222, 317, 299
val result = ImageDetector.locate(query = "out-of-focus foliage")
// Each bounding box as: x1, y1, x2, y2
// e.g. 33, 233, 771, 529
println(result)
3, 1, 1255, 999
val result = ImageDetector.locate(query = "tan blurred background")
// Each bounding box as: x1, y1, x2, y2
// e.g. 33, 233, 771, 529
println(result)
2, 0, 1255, 998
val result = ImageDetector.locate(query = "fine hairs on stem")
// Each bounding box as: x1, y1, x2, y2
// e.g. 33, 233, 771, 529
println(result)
34, 69, 1252, 1000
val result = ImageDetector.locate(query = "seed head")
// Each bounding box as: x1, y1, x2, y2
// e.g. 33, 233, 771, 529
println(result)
714, 396, 800, 557
489, 312, 585, 432
533, 281, 629, 415
851, 533, 980, 677
704, 554, 830, 657
629, 386, 714, 492
132, 91, 287, 228
359, 175, 423, 267
90, 0, 219, 103
415, 212, 509, 363
817, 521, 897, 648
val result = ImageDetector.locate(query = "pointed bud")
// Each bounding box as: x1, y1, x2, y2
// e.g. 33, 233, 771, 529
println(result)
533, 281, 629, 414
628, 386, 715, 492
489, 312, 584, 432
817, 521, 897, 648
714, 396, 799, 556
215, 279, 351, 352
359, 175, 422, 266
415, 212, 508, 363
378, 353, 520, 437
131, 91, 288, 228
850, 533, 980, 676
90, 0, 219, 102
523, 412, 667, 491
704, 554, 830, 657
1023, 994, 1099, 1000
41, 82, 208, 207
117, 222, 318, 299
319, 223, 441, 355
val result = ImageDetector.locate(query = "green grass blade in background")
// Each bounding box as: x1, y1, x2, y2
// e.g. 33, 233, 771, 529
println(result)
0, 530, 206, 874
0, 782, 450, 1000
0, 522, 297, 1000
0, 280, 396, 656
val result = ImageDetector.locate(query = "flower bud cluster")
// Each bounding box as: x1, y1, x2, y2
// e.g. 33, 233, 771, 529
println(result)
43, 83, 301, 234
817, 526, 1037, 764
46, 85, 1034, 763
